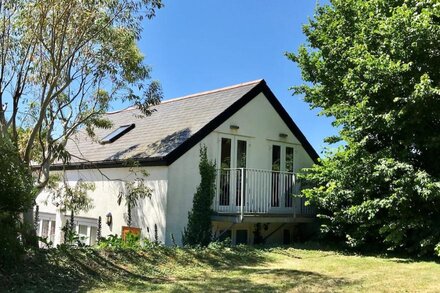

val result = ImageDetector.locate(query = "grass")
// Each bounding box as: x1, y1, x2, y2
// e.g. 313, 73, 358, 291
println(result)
1, 244, 440, 292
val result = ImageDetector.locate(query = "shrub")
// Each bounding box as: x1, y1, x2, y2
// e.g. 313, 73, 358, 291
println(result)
182, 145, 216, 247
98, 233, 142, 250
435, 244, 440, 258
0, 138, 34, 267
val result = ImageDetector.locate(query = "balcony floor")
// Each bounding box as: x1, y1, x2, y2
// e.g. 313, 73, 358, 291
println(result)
212, 212, 315, 224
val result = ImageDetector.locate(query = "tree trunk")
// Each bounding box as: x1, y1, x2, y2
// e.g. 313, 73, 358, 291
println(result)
54, 209, 66, 246
22, 208, 38, 247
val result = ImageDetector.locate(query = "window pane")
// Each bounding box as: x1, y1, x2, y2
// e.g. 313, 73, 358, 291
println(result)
236, 140, 247, 168
90, 227, 97, 246
272, 145, 281, 171
271, 145, 281, 207
236, 230, 248, 245
220, 138, 231, 169
79, 225, 88, 237
285, 147, 295, 207
101, 124, 135, 144
78, 225, 88, 245
286, 147, 294, 172
220, 138, 232, 206
236, 140, 247, 206
49, 220, 56, 243
41, 220, 49, 237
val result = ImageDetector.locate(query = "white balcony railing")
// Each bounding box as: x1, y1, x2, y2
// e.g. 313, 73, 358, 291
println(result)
213, 168, 315, 220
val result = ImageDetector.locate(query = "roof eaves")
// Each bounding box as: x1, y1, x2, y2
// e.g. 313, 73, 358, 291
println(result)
49, 156, 167, 171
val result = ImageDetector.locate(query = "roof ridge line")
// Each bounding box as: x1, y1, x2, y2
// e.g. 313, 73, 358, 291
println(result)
160, 79, 263, 105
105, 79, 264, 115
106, 106, 136, 115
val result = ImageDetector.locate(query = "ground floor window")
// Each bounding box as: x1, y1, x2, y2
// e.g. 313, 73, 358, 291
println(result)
76, 224, 98, 246
40, 220, 56, 243
74, 217, 98, 246
36, 212, 98, 246
37, 213, 56, 247
235, 229, 248, 245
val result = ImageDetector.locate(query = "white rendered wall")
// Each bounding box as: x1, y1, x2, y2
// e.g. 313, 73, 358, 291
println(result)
166, 92, 316, 245
36, 92, 316, 247
35, 166, 168, 244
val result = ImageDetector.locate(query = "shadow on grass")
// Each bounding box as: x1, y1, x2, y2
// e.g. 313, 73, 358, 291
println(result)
183, 246, 267, 268
172, 267, 351, 292
2, 245, 268, 292
2, 248, 169, 292
2, 244, 390, 292
2, 249, 87, 292
263, 242, 440, 264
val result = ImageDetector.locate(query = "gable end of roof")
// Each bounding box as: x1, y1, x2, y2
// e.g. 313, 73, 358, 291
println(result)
52, 79, 319, 171
259, 83, 320, 163
164, 80, 319, 165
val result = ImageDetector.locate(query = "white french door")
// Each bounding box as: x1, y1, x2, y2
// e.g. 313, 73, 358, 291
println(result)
218, 135, 249, 208
270, 144, 295, 209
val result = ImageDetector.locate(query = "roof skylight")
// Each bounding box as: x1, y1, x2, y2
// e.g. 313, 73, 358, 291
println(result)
100, 124, 135, 144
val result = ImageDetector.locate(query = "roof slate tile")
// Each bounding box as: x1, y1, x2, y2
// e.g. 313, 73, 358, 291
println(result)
66, 80, 261, 164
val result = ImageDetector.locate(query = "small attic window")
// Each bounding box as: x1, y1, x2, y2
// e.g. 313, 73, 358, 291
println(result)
100, 124, 135, 144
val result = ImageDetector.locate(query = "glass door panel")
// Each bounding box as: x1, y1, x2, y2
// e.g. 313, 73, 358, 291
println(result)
219, 138, 232, 206
271, 145, 281, 207
285, 147, 294, 207
235, 140, 247, 206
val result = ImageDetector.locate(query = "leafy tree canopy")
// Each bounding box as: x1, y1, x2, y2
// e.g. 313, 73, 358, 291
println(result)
0, 0, 163, 189
0, 137, 34, 265
289, 0, 440, 255
0, 138, 34, 217
0, 0, 163, 238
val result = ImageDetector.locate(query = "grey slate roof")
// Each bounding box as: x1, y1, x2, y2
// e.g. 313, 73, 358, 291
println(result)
65, 80, 262, 165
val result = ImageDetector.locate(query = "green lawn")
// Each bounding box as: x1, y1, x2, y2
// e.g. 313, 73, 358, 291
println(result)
2, 245, 440, 292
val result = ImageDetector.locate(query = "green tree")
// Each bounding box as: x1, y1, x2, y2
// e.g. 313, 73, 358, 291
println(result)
117, 177, 152, 227
0, 138, 34, 266
289, 0, 440, 255
0, 0, 163, 234
46, 175, 95, 242
183, 145, 216, 247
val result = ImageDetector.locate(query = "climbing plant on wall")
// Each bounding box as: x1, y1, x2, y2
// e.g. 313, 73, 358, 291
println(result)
183, 145, 217, 246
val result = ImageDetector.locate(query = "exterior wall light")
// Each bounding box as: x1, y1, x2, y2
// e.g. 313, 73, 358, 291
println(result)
279, 133, 288, 138
230, 125, 239, 130
106, 212, 112, 226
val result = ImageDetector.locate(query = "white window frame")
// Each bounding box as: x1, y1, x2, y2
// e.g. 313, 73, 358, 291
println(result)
218, 134, 251, 170
37, 212, 56, 247
217, 134, 251, 210
73, 216, 98, 246
268, 142, 297, 211
268, 142, 296, 173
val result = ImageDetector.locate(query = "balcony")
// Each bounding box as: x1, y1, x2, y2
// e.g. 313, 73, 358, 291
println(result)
212, 168, 315, 223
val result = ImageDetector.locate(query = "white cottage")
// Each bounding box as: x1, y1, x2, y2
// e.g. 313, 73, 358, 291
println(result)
36, 79, 318, 246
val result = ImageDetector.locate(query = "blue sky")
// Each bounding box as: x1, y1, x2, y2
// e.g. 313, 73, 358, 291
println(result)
137, 0, 336, 155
